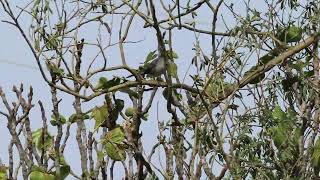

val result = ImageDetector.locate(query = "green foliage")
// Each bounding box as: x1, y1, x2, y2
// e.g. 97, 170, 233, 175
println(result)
53, 165, 70, 179
204, 76, 233, 98
145, 173, 159, 180
231, 104, 303, 179
92, 104, 109, 130
29, 171, 55, 180
43, 0, 52, 14
145, 50, 157, 64
166, 50, 179, 59
96, 77, 121, 90
125, 107, 134, 117
312, 139, 320, 174
44, 33, 61, 50
68, 113, 90, 123
114, 99, 124, 111
269, 106, 299, 148
277, 0, 299, 9
141, 113, 149, 121
259, 54, 275, 65
54, 22, 67, 35
102, 127, 126, 161
168, 62, 178, 77
29, 164, 70, 180
276, 26, 303, 43
50, 114, 67, 126
29, 166, 55, 180
46, 62, 64, 77
125, 107, 148, 120
0, 165, 7, 180
32, 128, 53, 152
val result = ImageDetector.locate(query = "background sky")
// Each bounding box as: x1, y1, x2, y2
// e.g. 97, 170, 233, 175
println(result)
0, 0, 265, 179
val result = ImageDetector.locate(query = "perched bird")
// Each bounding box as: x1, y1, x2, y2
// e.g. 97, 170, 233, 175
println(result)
140, 56, 166, 77
127, 56, 166, 78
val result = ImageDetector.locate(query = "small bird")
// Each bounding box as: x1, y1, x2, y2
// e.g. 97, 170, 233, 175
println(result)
140, 56, 166, 77
127, 56, 166, 78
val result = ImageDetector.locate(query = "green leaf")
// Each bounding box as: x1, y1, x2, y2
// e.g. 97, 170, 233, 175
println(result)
115, 99, 124, 111
259, 54, 275, 65
96, 77, 108, 89
31, 165, 46, 172
162, 88, 169, 100
32, 128, 53, 151
96, 77, 121, 90
105, 142, 126, 161
166, 50, 178, 59
32, 6, 39, 17
29, 166, 55, 180
58, 156, 68, 165
104, 127, 125, 144
142, 113, 149, 121
54, 22, 66, 33
29, 171, 55, 180
285, 26, 303, 43
125, 107, 147, 120
45, 34, 60, 50
312, 139, 320, 170
272, 106, 287, 121
92, 105, 109, 129
270, 126, 287, 148
50, 119, 58, 126
51, 114, 67, 125
125, 107, 135, 117
168, 62, 178, 77
145, 173, 158, 180
35, 40, 40, 52
53, 165, 70, 179
0, 165, 7, 180
304, 70, 314, 77
277, 26, 303, 43
34, 0, 41, 6
191, 11, 197, 18
43, 0, 52, 13
204, 78, 232, 99
203, 55, 210, 65
119, 88, 139, 98
292, 128, 300, 147
101, 4, 108, 13
145, 50, 157, 64
68, 113, 90, 123
102, 127, 126, 161
105, 77, 121, 89
46, 62, 64, 76
292, 61, 306, 71
97, 151, 105, 161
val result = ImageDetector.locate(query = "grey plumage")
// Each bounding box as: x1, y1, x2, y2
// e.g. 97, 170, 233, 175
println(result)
140, 56, 166, 77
